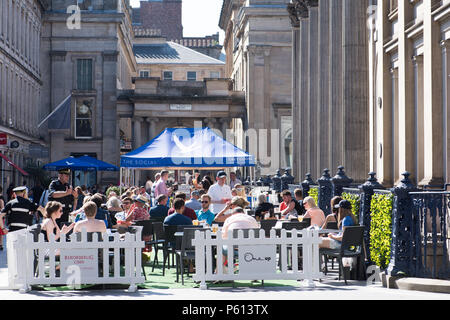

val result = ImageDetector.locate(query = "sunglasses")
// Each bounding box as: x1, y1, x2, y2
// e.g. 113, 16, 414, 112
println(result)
201, 201, 209, 204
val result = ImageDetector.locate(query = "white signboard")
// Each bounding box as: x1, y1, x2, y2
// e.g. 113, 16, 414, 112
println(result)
170, 104, 192, 111
60, 249, 98, 280
178, 184, 191, 198
238, 245, 277, 275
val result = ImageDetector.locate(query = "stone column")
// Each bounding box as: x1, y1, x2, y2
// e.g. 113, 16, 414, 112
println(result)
420, 0, 444, 186
288, 2, 300, 179
298, 4, 310, 180
329, 0, 343, 172
318, 0, 330, 172
146, 118, 159, 141
396, 0, 416, 183
132, 117, 143, 150
412, 55, 424, 185
220, 117, 230, 138
442, 40, 450, 183
306, 0, 319, 179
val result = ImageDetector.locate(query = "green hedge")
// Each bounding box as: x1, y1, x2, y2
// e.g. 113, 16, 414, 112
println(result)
369, 193, 394, 269
341, 192, 361, 224
308, 187, 319, 205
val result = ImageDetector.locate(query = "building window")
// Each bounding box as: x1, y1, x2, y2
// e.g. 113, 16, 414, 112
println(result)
210, 71, 220, 78
139, 70, 150, 78
77, 59, 93, 90
75, 98, 93, 138
163, 71, 173, 81
187, 71, 197, 81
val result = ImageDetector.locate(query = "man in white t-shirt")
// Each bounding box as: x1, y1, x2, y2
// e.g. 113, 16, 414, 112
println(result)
207, 171, 232, 214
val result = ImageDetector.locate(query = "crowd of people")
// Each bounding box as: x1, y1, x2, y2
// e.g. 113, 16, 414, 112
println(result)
0, 167, 355, 253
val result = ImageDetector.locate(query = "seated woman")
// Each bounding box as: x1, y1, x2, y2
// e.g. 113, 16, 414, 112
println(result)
41, 201, 74, 241
321, 196, 342, 229
319, 200, 356, 249
73, 201, 107, 234
303, 196, 326, 227
214, 196, 250, 224
254, 194, 274, 221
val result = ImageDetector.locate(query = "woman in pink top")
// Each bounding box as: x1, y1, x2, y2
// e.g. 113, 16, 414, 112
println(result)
303, 196, 326, 227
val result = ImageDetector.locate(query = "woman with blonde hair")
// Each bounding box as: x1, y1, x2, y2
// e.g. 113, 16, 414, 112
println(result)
303, 196, 326, 227
214, 196, 250, 223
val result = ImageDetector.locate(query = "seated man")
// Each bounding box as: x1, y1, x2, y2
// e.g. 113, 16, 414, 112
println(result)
185, 190, 202, 211
195, 194, 215, 226
74, 201, 107, 234
167, 192, 197, 221
221, 208, 259, 239
149, 194, 170, 219
164, 199, 193, 226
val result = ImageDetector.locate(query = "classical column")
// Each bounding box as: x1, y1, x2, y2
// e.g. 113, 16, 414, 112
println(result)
306, 0, 319, 179
298, 2, 309, 180
396, 0, 416, 183
329, 0, 343, 173
132, 117, 143, 150
420, 0, 444, 186
146, 118, 159, 141
288, 2, 300, 179
412, 55, 424, 185
219, 117, 230, 138
318, 0, 330, 172
342, 0, 369, 183
442, 40, 450, 184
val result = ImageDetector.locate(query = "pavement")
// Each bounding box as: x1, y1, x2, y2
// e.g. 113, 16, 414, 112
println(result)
0, 236, 449, 301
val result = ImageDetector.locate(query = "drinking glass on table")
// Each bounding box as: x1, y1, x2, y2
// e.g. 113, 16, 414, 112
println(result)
298, 216, 303, 222
212, 224, 219, 233
193, 220, 199, 226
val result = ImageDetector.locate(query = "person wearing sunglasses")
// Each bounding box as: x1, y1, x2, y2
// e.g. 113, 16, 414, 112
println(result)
195, 194, 215, 226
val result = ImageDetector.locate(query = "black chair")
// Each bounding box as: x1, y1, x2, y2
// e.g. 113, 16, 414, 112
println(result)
175, 228, 206, 285
302, 218, 311, 227
259, 220, 278, 237
134, 220, 155, 280
149, 216, 166, 223
162, 224, 193, 275
281, 221, 309, 231
150, 222, 166, 272
325, 221, 338, 230
319, 226, 366, 284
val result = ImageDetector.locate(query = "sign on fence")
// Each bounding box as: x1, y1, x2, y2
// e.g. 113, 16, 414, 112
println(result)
60, 249, 98, 280
239, 245, 276, 275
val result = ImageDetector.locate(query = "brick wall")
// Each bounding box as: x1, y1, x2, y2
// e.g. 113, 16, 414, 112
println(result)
139, 0, 183, 40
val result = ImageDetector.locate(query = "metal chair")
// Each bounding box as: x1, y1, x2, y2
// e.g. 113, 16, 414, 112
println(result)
150, 222, 166, 272
319, 225, 366, 284
260, 220, 278, 237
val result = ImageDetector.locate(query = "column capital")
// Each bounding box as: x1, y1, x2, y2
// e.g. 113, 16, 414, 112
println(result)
145, 117, 159, 124
411, 54, 423, 65
132, 116, 144, 123
304, 0, 318, 9
287, 3, 300, 28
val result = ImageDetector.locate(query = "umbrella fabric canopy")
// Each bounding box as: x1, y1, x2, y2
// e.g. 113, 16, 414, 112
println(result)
120, 127, 256, 169
77, 155, 119, 171
43, 157, 98, 171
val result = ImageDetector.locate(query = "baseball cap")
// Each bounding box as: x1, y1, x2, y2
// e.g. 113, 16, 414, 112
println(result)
338, 200, 352, 210
216, 171, 227, 178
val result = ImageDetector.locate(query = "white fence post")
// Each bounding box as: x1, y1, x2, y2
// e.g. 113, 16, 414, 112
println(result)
7, 226, 145, 292
192, 228, 324, 289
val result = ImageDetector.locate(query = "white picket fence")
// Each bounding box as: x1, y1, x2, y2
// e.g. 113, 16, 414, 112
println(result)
7, 226, 145, 293
192, 228, 324, 289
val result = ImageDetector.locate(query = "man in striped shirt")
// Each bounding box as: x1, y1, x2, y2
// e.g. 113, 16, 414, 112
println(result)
0, 186, 45, 233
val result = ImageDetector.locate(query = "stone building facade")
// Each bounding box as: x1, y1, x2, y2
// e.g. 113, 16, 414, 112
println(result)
0, 0, 48, 191
368, 0, 450, 187
40, 0, 137, 186
132, 0, 224, 60
288, 0, 370, 183
219, 0, 293, 178
117, 35, 244, 185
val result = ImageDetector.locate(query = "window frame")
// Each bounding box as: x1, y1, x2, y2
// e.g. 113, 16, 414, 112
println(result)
74, 98, 94, 139
163, 70, 173, 81
187, 71, 197, 81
